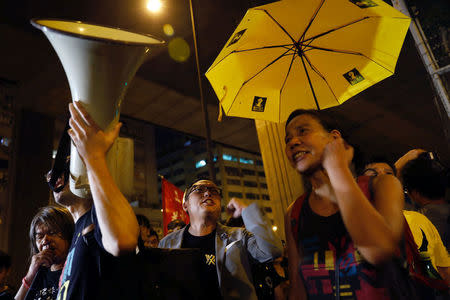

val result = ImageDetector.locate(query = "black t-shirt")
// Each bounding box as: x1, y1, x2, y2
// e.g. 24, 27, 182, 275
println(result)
56, 206, 116, 300
182, 227, 222, 299
25, 268, 60, 300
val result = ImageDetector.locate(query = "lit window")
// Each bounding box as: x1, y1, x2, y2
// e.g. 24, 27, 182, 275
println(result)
223, 154, 238, 162
239, 157, 254, 165
195, 160, 206, 168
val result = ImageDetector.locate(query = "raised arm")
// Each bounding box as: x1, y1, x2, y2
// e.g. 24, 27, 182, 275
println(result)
323, 137, 404, 265
228, 198, 283, 261
68, 101, 139, 256
394, 148, 426, 178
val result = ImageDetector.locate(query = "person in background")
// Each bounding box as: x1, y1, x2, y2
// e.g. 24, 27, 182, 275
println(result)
0, 251, 13, 300
362, 159, 450, 284
148, 230, 159, 249
361, 157, 414, 210
136, 214, 153, 250
362, 158, 396, 177
159, 179, 283, 300
167, 220, 186, 234
396, 150, 449, 251
15, 206, 74, 300
284, 109, 405, 300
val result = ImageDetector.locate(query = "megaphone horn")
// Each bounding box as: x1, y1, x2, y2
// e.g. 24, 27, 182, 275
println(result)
31, 19, 165, 199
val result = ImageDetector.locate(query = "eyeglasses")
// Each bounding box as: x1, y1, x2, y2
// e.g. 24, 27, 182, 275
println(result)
187, 185, 222, 198
362, 168, 394, 177
362, 168, 378, 177
35, 230, 61, 241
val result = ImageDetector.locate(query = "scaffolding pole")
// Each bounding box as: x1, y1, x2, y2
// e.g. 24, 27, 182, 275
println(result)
392, 0, 450, 118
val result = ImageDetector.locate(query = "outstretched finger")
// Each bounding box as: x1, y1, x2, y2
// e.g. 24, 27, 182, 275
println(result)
73, 101, 100, 130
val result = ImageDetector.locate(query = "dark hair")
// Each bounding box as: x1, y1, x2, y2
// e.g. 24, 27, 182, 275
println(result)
149, 229, 158, 238
285, 109, 363, 174
29, 206, 74, 258
361, 156, 397, 176
0, 250, 11, 271
286, 109, 341, 133
167, 219, 186, 231
401, 152, 448, 199
136, 214, 151, 229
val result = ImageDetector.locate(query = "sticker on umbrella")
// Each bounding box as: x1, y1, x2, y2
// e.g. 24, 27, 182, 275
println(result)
349, 0, 378, 8
343, 68, 365, 86
252, 96, 267, 112
227, 29, 247, 47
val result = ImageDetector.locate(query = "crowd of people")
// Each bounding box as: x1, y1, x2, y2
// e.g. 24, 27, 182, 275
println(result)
0, 104, 448, 300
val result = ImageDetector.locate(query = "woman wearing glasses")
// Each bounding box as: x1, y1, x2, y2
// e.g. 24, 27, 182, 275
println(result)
15, 206, 74, 300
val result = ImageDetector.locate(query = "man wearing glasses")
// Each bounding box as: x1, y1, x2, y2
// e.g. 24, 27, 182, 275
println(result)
159, 179, 283, 300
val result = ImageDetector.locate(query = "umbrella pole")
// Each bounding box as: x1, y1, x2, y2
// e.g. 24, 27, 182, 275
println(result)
189, 0, 216, 182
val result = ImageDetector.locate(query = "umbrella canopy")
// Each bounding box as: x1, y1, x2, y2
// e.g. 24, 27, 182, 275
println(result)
205, 0, 410, 123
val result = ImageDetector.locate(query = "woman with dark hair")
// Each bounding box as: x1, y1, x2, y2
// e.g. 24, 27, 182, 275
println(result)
283, 109, 405, 300
15, 206, 74, 300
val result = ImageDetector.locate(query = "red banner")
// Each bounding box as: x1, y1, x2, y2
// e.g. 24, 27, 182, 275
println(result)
161, 178, 189, 235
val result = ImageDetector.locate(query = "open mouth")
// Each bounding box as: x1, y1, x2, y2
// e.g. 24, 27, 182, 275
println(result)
202, 199, 216, 206
293, 150, 309, 162
42, 244, 55, 251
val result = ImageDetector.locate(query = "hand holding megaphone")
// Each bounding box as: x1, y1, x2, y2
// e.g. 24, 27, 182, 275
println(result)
68, 101, 122, 167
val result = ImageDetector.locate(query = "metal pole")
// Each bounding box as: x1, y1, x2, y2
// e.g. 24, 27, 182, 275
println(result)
189, 0, 216, 182
392, 0, 450, 117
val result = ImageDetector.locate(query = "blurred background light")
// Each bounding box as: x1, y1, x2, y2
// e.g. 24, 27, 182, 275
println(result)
168, 37, 190, 62
163, 24, 174, 36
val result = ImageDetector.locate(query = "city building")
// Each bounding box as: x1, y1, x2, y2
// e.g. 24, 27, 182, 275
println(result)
157, 138, 277, 229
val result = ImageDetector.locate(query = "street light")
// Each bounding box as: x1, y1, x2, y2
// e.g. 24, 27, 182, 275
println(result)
146, 0, 162, 13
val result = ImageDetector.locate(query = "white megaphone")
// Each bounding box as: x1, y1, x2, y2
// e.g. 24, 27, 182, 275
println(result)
31, 19, 165, 199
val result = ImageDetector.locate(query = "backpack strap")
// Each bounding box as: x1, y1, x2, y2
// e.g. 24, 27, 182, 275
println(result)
356, 175, 373, 202
290, 192, 308, 246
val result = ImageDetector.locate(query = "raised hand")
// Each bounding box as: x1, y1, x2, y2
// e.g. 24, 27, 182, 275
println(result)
25, 249, 54, 283
226, 197, 248, 219
394, 148, 426, 176
68, 101, 122, 166
322, 136, 354, 172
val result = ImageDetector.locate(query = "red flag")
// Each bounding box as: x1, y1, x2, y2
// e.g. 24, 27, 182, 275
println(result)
161, 178, 189, 235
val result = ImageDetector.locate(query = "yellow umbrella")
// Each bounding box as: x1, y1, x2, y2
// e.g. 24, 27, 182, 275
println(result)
205, 0, 410, 122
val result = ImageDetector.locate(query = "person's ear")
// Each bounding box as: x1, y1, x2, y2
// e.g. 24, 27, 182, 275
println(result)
182, 199, 188, 212
329, 129, 342, 140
